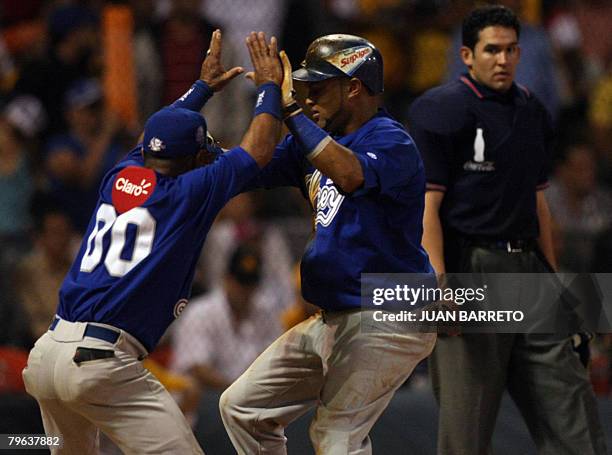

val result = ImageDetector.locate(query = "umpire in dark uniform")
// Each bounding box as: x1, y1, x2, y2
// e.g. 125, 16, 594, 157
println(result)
409, 5, 606, 455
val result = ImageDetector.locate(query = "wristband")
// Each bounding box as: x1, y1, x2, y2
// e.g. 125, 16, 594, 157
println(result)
254, 82, 282, 120
171, 80, 214, 111
283, 101, 303, 120
285, 112, 332, 160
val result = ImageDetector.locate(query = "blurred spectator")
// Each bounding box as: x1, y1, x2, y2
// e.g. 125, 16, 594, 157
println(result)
281, 0, 329, 70
196, 192, 294, 304
546, 0, 588, 109
547, 142, 612, 271
447, 0, 560, 119
198, 0, 289, 145
0, 95, 46, 267
200, 0, 287, 60
573, 0, 612, 78
129, 0, 163, 123
0, 346, 29, 393
155, 0, 218, 105
171, 245, 286, 393
153, 0, 247, 145
0, 0, 44, 27
354, 2, 418, 120
0, 38, 18, 95
14, 205, 77, 342
44, 78, 125, 232
15, 4, 100, 136
588, 58, 612, 187
0, 269, 31, 349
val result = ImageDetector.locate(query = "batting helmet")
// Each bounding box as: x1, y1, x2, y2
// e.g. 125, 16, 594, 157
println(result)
292, 34, 384, 94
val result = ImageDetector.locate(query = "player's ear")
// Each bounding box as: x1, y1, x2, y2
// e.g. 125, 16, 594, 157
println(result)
347, 78, 363, 99
460, 46, 474, 68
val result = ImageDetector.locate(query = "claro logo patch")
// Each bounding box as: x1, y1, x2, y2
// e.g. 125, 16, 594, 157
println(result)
112, 166, 157, 214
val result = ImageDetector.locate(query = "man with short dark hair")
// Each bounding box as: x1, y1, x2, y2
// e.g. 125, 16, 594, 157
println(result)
22, 30, 283, 454
220, 34, 436, 454
409, 5, 606, 454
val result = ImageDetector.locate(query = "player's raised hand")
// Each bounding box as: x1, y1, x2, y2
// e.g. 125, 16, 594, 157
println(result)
279, 51, 296, 108
245, 32, 282, 87
200, 29, 244, 92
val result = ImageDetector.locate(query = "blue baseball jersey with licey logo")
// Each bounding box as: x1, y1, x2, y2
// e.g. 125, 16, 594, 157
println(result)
248, 110, 433, 311
57, 144, 259, 352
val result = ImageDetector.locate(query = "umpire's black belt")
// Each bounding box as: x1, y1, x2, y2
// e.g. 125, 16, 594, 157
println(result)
49, 317, 120, 344
464, 238, 537, 253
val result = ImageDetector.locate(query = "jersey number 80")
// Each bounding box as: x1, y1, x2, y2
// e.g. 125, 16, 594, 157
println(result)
80, 203, 156, 277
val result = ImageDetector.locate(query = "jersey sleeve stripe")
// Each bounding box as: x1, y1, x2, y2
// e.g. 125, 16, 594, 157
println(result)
426, 183, 447, 192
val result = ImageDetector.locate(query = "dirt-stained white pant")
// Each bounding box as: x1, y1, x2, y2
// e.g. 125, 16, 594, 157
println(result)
220, 310, 436, 455
22, 318, 204, 455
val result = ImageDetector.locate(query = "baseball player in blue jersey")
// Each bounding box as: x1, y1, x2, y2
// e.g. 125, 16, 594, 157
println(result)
22, 30, 284, 454
220, 35, 437, 454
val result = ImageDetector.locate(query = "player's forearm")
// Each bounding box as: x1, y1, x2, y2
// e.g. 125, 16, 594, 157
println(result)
241, 114, 281, 167
309, 141, 364, 193
536, 190, 558, 271
422, 191, 446, 274
240, 83, 282, 168
170, 80, 214, 112
284, 112, 363, 193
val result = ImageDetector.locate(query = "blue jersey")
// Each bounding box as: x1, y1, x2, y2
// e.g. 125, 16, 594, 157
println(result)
250, 110, 432, 310
57, 145, 258, 352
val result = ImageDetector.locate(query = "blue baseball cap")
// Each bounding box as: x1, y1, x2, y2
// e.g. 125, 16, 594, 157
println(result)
143, 107, 208, 158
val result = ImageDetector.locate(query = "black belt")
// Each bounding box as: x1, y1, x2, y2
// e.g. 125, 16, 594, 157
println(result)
49, 317, 120, 344
464, 238, 537, 253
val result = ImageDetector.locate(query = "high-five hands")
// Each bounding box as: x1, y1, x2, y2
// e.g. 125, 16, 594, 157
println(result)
200, 29, 244, 92
278, 51, 297, 108
245, 32, 282, 87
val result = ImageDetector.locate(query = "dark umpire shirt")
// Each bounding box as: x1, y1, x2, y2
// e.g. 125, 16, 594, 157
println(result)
408, 73, 553, 240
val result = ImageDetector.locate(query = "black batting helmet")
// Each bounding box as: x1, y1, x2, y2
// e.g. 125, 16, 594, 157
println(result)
292, 34, 384, 94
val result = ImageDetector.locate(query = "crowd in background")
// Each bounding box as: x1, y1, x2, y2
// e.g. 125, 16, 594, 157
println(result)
0, 0, 611, 424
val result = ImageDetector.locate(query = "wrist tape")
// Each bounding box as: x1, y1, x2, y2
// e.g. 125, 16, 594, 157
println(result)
285, 112, 332, 160
283, 101, 302, 119
254, 82, 282, 120
171, 80, 214, 111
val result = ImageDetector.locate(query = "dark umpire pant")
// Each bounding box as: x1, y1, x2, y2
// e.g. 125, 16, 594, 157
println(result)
430, 240, 607, 455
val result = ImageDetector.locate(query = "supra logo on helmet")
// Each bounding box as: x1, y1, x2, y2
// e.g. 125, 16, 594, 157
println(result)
148, 137, 165, 152
326, 46, 372, 74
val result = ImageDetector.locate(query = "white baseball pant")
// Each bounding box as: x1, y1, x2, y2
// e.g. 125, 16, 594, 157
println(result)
220, 310, 436, 454
22, 317, 204, 455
